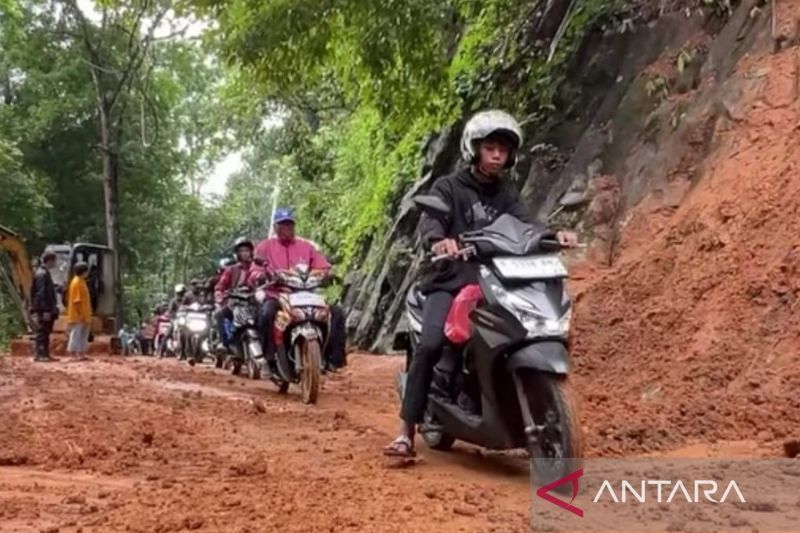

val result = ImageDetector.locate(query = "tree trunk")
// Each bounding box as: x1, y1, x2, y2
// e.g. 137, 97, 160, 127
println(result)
96, 91, 124, 331
102, 148, 123, 331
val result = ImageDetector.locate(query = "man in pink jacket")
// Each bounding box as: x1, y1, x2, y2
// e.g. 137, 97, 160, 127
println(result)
255, 207, 347, 374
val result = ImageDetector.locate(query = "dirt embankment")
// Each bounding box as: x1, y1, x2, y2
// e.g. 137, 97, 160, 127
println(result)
572, 10, 800, 455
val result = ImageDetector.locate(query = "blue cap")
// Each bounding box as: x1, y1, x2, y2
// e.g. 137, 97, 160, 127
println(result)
273, 207, 295, 224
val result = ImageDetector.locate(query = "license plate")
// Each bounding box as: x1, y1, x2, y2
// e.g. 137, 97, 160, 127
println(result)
288, 291, 326, 308
493, 255, 568, 280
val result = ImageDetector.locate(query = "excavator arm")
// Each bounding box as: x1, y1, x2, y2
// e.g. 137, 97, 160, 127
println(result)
0, 224, 34, 332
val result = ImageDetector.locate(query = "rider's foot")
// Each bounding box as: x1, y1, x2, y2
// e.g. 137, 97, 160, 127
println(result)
383, 435, 416, 458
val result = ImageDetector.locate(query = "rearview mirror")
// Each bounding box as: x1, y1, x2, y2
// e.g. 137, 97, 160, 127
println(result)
413, 195, 451, 217
559, 190, 588, 208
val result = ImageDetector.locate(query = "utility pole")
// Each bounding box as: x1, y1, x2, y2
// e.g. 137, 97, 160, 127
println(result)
267, 180, 280, 238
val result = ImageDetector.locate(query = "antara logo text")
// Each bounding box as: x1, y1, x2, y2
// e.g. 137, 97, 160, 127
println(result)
536, 469, 747, 517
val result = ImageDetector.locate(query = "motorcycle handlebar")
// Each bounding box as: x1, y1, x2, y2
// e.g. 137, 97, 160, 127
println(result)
428, 238, 584, 263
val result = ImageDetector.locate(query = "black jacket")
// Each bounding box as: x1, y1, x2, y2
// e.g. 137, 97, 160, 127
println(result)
31, 266, 58, 314
418, 169, 535, 294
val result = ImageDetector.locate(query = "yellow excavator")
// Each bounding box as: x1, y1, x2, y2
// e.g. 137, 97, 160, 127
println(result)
0, 224, 119, 353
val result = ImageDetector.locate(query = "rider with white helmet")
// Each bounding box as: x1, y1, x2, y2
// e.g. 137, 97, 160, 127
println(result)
383, 110, 578, 458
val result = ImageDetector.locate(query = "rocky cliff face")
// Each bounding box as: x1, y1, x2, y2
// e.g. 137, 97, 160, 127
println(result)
342, 0, 774, 354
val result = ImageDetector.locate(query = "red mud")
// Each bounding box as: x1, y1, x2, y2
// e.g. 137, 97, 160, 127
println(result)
572, 40, 800, 455
0, 355, 549, 533
0, 354, 774, 533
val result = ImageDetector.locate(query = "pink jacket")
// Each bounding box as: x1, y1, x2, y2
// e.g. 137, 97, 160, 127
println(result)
254, 237, 331, 297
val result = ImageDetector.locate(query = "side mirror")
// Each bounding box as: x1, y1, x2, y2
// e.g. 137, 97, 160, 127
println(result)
413, 195, 451, 217
559, 190, 588, 208
253, 257, 265, 267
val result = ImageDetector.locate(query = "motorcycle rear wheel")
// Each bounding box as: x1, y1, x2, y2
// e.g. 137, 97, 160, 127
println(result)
300, 340, 321, 405
522, 372, 584, 487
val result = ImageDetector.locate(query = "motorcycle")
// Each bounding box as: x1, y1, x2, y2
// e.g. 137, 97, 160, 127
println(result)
119, 328, 142, 356
259, 264, 330, 404
172, 308, 189, 360
154, 314, 173, 358
395, 195, 583, 484
182, 301, 213, 366
226, 287, 264, 378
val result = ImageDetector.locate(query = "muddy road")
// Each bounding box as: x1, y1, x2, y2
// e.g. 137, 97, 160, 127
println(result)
0, 353, 780, 533
0, 355, 546, 533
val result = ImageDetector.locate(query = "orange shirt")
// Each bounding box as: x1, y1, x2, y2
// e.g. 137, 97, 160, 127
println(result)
67, 276, 92, 324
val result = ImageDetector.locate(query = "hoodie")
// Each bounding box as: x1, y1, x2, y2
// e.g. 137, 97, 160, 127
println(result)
418, 168, 538, 294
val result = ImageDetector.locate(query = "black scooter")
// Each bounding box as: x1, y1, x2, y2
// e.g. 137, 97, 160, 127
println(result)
395, 195, 583, 484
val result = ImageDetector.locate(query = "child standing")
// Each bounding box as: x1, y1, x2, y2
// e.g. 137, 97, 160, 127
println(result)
67, 262, 93, 361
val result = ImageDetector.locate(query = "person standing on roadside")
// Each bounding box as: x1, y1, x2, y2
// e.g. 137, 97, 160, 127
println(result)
31, 251, 59, 362
67, 262, 93, 361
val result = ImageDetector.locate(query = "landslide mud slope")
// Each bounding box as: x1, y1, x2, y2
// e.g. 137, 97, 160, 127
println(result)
572, 14, 800, 456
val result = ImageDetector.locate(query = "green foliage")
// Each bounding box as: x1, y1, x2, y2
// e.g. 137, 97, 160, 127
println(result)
190, 0, 625, 280
0, 0, 231, 340
188, 0, 618, 278
0, 0, 631, 345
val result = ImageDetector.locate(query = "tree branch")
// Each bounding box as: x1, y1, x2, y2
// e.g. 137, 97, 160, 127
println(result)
78, 56, 123, 75
108, 3, 168, 109
152, 24, 191, 41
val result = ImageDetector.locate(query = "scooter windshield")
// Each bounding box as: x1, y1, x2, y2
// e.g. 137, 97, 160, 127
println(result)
461, 215, 547, 257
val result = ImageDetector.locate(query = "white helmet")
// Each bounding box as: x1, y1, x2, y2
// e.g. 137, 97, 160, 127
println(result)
460, 110, 524, 169
174, 283, 186, 295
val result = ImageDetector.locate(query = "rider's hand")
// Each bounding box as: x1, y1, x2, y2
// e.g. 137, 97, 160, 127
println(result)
556, 230, 579, 248
432, 238, 460, 257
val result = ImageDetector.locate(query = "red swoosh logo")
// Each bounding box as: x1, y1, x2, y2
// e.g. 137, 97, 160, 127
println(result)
535, 468, 584, 517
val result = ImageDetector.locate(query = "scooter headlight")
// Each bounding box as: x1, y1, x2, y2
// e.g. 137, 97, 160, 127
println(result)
177, 317, 186, 326
519, 309, 571, 339
493, 284, 571, 339
187, 319, 207, 333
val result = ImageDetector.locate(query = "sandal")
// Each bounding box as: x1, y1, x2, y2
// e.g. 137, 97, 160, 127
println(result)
383, 435, 416, 458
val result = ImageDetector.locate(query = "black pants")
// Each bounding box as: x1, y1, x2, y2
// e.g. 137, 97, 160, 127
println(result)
258, 299, 347, 368
326, 305, 347, 368
257, 299, 281, 361
400, 291, 453, 424
35, 314, 54, 359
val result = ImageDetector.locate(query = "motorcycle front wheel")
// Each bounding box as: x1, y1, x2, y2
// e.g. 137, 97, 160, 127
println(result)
299, 339, 321, 405
521, 372, 584, 487
246, 354, 261, 380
